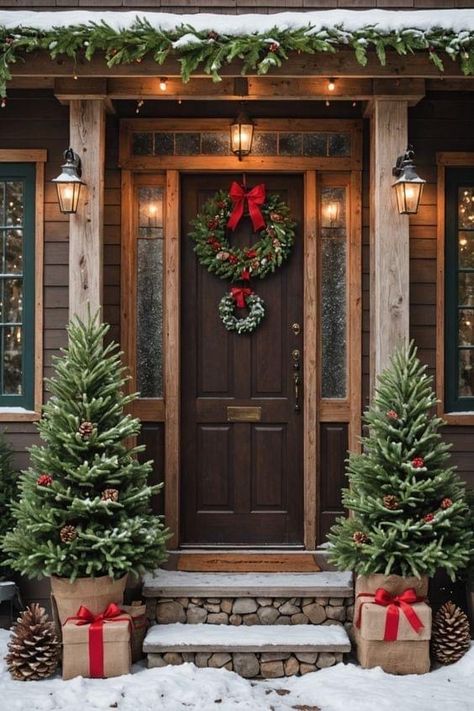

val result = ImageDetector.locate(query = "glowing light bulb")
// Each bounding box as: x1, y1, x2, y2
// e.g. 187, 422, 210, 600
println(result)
327, 78, 336, 92
159, 78, 168, 92
460, 236, 468, 247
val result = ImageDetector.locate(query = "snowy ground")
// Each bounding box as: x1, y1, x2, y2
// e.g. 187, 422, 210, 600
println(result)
2, 629, 474, 711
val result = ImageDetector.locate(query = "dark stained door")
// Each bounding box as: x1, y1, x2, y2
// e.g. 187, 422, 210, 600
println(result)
181, 174, 304, 546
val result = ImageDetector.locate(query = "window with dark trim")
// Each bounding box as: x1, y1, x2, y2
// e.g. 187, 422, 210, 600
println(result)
0, 164, 35, 409
445, 167, 474, 413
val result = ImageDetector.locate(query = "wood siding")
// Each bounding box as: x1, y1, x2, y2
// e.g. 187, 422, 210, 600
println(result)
0, 1, 470, 10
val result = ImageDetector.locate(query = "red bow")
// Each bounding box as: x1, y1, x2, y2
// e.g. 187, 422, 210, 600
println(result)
68, 603, 129, 677
227, 182, 266, 232
356, 588, 424, 642
230, 286, 252, 309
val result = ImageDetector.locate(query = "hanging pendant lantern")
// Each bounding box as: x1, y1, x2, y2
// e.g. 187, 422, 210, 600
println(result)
52, 148, 85, 215
392, 146, 425, 215
230, 109, 254, 161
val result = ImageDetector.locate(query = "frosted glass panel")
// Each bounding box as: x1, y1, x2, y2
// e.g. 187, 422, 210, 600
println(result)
320, 186, 347, 399
136, 187, 164, 398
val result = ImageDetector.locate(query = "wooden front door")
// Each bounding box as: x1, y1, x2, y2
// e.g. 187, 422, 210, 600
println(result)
181, 173, 304, 546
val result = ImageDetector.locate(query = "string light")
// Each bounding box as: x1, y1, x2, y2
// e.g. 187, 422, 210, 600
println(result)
136, 99, 144, 114
159, 77, 168, 92
325, 100, 330, 107
1, 98, 6, 109
327, 78, 336, 92
352, 101, 357, 107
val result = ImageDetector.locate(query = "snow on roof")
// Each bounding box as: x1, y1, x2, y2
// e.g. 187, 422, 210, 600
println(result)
0, 9, 474, 35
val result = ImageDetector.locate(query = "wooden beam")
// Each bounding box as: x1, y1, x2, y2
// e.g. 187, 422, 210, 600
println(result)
368, 99, 410, 388
10, 50, 471, 79
69, 99, 106, 320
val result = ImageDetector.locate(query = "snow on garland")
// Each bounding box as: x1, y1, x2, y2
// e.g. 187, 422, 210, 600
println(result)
219, 290, 265, 334
189, 186, 295, 281
2, 9, 474, 98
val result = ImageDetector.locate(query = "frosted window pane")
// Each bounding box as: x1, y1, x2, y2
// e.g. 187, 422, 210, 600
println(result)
320, 187, 347, 399
136, 187, 164, 398
459, 349, 474, 398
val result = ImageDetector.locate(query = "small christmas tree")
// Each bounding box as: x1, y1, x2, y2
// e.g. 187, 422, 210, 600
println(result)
329, 343, 473, 580
2, 314, 169, 581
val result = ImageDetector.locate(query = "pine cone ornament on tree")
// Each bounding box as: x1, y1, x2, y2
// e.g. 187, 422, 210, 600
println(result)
78, 420, 94, 438
432, 601, 471, 665
101, 488, 119, 502
352, 531, 369, 545
6, 604, 60, 681
383, 494, 399, 510
60, 524, 77, 543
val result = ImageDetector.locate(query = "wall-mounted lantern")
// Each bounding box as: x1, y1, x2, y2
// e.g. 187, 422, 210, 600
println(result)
230, 109, 254, 161
392, 146, 425, 215
52, 148, 85, 215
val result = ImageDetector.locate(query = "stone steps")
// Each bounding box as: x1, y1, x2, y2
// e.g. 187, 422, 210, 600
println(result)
144, 622, 351, 678
143, 569, 354, 627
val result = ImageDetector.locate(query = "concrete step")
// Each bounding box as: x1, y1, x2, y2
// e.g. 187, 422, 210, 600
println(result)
143, 570, 353, 598
144, 622, 351, 677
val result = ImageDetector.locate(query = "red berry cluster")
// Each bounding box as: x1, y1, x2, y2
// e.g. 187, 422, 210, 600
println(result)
37, 474, 53, 487
423, 513, 434, 523
440, 497, 453, 510
387, 409, 398, 420
411, 457, 425, 469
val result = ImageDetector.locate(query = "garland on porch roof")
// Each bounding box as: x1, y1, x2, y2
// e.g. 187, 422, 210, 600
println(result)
1, 11, 474, 99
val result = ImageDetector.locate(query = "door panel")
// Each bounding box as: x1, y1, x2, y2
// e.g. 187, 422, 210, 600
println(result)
181, 173, 304, 546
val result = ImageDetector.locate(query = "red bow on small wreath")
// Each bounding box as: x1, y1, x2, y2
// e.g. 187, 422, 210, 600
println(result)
356, 587, 424, 641
227, 182, 266, 232
66, 602, 130, 678
231, 286, 253, 309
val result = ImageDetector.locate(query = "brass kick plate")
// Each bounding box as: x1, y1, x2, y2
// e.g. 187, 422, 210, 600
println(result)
227, 406, 262, 422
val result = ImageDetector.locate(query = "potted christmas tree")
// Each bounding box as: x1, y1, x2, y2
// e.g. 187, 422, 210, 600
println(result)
328, 343, 473, 673
3, 315, 169, 622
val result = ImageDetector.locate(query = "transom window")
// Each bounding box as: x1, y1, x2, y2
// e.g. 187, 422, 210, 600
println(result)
0, 164, 35, 408
445, 167, 474, 412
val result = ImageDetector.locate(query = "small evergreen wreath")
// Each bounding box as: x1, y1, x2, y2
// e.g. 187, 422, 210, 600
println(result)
190, 189, 295, 282
219, 291, 265, 334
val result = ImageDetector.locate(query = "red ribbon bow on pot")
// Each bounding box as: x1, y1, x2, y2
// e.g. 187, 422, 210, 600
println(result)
227, 182, 266, 232
230, 286, 253, 309
356, 587, 424, 642
68, 602, 130, 678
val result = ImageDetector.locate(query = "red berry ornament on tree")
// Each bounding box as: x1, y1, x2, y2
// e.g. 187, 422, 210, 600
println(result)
268, 43, 279, 53
441, 498, 453, 510
423, 513, 435, 523
37, 474, 53, 487
412, 457, 425, 469
387, 409, 398, 420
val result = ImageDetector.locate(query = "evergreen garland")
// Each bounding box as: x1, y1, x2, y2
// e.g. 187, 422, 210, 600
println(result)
1, 17, 474, 99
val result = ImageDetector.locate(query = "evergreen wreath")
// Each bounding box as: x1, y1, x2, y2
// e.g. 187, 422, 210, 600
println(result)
1, 16, 474, 99
219, 290, 265, 334
189, 189, 295, 281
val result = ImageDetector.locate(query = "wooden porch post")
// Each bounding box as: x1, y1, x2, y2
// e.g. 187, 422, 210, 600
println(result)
69, 99, 106, 320
368, 99, 410, 389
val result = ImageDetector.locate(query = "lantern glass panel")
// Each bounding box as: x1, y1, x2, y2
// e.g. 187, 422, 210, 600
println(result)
230, 121, 254, 157
56, 181, 82, 215
395, 181, 423, 215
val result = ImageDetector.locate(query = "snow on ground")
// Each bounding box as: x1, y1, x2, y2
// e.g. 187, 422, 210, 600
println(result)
2, 628, 474, 711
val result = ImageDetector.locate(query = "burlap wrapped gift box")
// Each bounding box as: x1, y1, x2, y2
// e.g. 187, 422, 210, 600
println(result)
354, 574, 431, 675
122, 602, 148, 663
62, 615, 131, 680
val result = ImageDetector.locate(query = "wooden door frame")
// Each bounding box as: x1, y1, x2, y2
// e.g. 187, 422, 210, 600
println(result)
120, 118, 362, 550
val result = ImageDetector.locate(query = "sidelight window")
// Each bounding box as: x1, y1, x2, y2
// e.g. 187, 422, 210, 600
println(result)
445, 168, 474, 412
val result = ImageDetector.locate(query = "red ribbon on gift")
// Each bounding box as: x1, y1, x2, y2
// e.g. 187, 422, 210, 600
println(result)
67, 602, 130, 678
230, 286, 252, 309
355, 588, 424, 642
227, 182, 266, 232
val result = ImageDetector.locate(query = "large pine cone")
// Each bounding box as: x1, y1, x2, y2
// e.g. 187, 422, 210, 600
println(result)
6, 604, 60, 681
432, 601, 471, 665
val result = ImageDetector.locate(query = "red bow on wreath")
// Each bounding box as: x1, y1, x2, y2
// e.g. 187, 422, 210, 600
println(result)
231, 286, 253, 309
227, 182, 266, 232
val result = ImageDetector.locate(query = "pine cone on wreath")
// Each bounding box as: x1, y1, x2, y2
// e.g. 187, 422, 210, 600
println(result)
6, 604, 60, 681
60, 524, 77, 543
78, 420, 94, 439
432, 601, 471, 665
